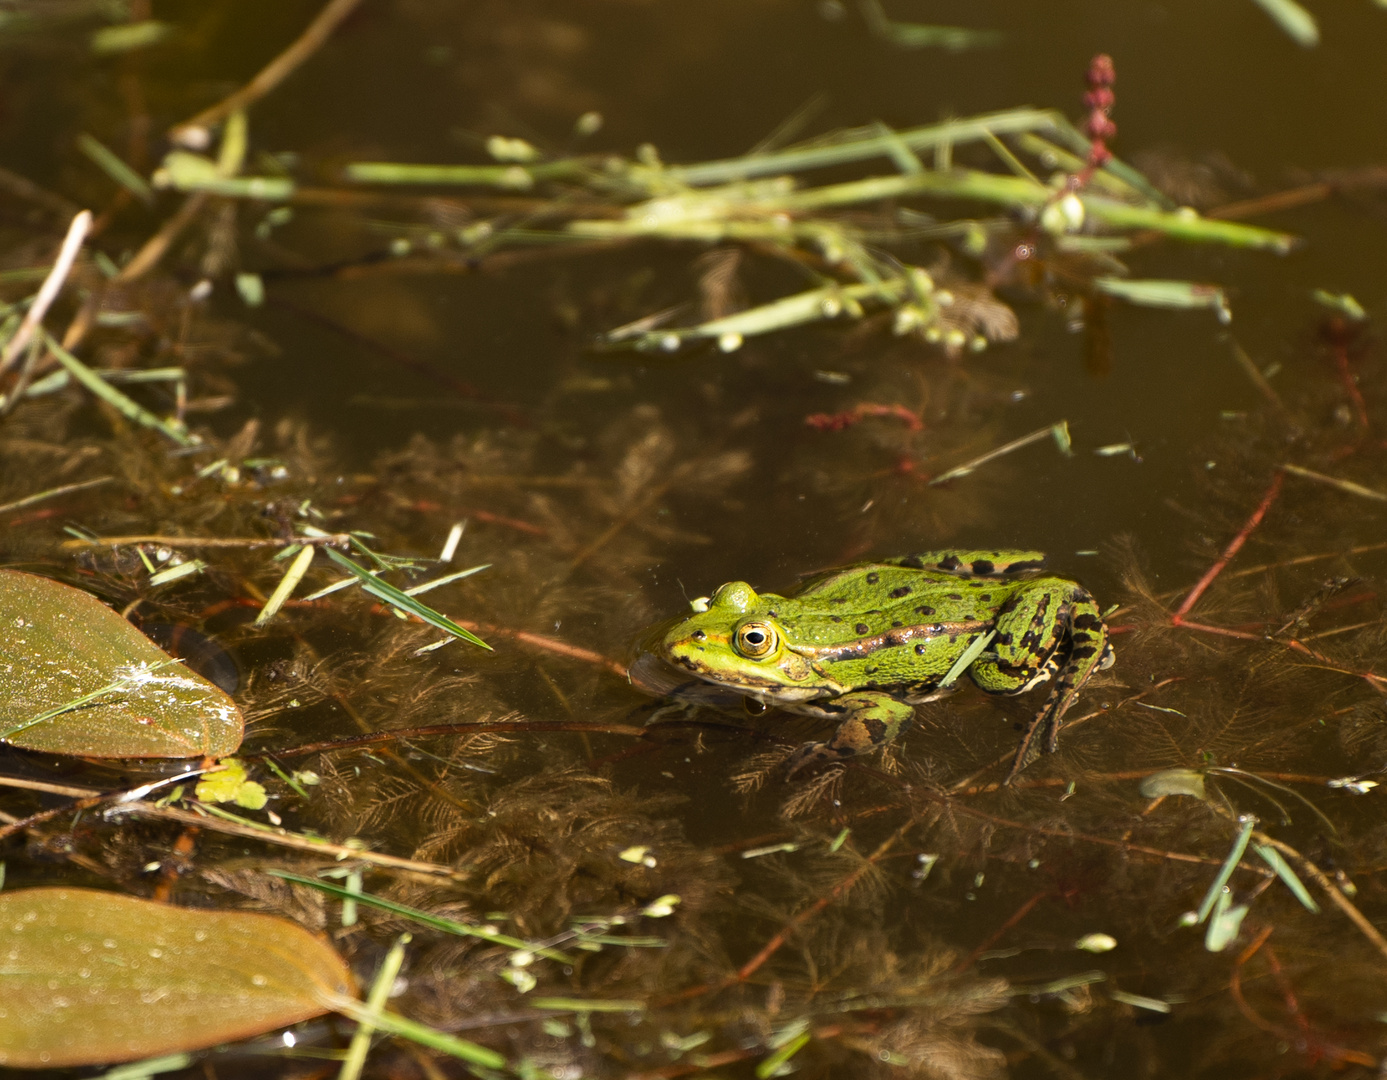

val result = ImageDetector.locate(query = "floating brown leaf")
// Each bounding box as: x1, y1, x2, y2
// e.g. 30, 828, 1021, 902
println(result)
0, 570, 243, 757
0, 887, 353, 1067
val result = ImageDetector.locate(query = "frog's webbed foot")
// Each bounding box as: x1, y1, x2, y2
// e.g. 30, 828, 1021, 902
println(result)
784, 691, 916, 778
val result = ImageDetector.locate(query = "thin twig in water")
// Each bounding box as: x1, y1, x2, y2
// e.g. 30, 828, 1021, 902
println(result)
112, 803, 468, 882
0, 476, 114, 516
928, 422, 1069, 486
169, 0, 366, 142
1171, 469, 1284, 623
0, 210, 91, 375
115, 192, 208, 282
60, 533, 352, 550
1281, 463, 1387, 503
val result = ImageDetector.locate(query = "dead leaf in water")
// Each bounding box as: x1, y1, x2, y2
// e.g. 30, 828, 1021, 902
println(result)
0, 887, 353, 1067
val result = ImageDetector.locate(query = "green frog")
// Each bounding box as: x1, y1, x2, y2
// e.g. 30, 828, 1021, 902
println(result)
653, 550, 1113, 782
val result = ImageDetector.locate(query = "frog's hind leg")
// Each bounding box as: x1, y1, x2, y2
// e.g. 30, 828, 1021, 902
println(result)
1003, 591, 1113, 784
784, 691, 916, 777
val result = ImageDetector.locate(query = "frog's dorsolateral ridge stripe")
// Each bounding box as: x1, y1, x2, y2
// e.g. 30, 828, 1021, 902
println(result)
791, 620, 991, 662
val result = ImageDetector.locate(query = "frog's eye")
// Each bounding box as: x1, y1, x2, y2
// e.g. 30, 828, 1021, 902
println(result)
734, 621, 778, 659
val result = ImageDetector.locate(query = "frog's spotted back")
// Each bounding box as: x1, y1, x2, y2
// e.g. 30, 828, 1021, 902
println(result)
650, 548, 1113, 783
887, 550, 1048, 577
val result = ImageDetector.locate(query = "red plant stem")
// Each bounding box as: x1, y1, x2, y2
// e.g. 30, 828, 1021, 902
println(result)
1170, 619, 1264, 642
1172, 470, 1284, 623
1283, 637, 1387, 691
736, 822, 910, 983
1333, 347, 1371, 430
805, 402, 923, 432
953, 889, 1051, 973
1230, 929, 1378, 1068
1229, 926, 1288, 1038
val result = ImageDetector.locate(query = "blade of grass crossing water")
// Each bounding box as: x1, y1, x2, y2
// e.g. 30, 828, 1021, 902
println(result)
323, 995, 506, 1070
1252, 842, 1321, 913
324, 549, 490, 649
44, 332, 196, 446
338, 934, 408, 1080
76, 134, 154, 204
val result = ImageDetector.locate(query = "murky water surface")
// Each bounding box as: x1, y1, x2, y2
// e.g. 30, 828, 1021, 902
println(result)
3, 2, 1387, 1076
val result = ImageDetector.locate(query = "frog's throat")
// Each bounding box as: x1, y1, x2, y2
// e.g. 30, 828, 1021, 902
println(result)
787, 619, 991, 662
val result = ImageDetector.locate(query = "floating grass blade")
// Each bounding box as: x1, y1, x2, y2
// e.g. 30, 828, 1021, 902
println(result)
345, 160, 586, 189
0, 659, 178, 743
860, 0, 1001, 50
940, 630, 995, 688
147, 559, 205, 587
324, 549, 491, 649
98, 1053, 194, 1080
90, 19, 172, 54
1281, 463, 1387, 503
270, 872, 569, 960
44, 332, 196, 446
254, 544, 316, 627
1093, 278, 1231, 322
1310, 289, 1366, 320
929, 422, 1070, 486
339, 934, 408, 1080
0, 476, 113, 516
323, 994, 506, 1070
665, 107, 1063, 186
76, 134, 154, 204
530, 998, 645, 1013
1196, 815, 1257, 924
1108, 989, 1171, 1014
402, 564, 491, 596
1253, 842, 1321, 913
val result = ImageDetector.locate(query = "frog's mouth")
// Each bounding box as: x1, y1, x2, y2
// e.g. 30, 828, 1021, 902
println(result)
665, 634, 839, 701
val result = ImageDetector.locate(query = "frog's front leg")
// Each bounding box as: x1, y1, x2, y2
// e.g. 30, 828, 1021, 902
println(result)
785, 691, 916, 776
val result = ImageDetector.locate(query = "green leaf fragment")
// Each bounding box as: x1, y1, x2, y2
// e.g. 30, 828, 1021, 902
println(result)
1204, 890, 1250, 952
194, 758, 268, 810
1093, 278, 1231, 323
1139, 768, 1208, 800
940, 629, 995, 688
1196, 815, 1256, 924
90, 20, 172, 54
76, 133, 154, 204
1252, 842, 1321, 913
1250, 0, 1319, 46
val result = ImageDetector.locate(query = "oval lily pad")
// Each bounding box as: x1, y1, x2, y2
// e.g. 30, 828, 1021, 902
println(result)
0, 570, 243, 757
0, 887, 354, 1067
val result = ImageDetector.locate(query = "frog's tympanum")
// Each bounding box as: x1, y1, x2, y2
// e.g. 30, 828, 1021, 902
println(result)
655, 550, 1113, 781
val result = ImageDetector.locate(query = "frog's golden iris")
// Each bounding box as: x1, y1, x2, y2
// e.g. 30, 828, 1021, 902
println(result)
655, 549, 1114, 783
733, 621, 777, 658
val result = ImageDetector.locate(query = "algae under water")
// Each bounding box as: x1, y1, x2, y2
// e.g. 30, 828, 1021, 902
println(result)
1, 1, 1387, 1077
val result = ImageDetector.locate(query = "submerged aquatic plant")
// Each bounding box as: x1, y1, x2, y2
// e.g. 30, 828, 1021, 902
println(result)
0, 1, 1386, 1076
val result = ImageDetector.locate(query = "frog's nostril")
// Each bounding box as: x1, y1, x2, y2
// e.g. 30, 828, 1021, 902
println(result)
692, 629, 707, 641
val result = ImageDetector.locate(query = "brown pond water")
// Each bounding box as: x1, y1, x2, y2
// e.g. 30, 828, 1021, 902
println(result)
3, 1, 1387, 1077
